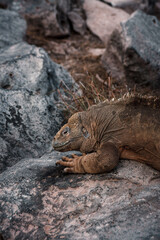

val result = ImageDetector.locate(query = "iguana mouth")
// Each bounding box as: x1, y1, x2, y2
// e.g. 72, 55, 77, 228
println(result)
53, 140, 70, 150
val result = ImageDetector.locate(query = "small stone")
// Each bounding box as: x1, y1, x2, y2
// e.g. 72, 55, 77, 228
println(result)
88, 48, 106, 57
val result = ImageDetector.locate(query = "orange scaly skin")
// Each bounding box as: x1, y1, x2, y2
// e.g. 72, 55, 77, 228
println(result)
53, 95, 160, 173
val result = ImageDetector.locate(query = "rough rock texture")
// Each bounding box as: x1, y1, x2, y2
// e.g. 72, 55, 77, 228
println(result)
68, 11, 86, 35
0, 151, 160, 240
0, 88, 62, 172
6, 0, 84, 37
83, 0, 129, 45
99, 0, 157, 12
12, 0, 70, 37
102, 10, 160, 87
0, 9, 26, 48
0, 42, 76, 94
0, 42, 78, 172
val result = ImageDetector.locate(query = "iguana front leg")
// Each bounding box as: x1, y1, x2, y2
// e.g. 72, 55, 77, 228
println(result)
56, 143, 119, 174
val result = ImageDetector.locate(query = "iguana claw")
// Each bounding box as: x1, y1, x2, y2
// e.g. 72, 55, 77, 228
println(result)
56, 154, 86, 173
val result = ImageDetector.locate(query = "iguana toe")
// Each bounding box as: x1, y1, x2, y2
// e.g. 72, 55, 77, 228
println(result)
62, 156, 73, 161
63, 167, 74, 173
56, 160, 74, 167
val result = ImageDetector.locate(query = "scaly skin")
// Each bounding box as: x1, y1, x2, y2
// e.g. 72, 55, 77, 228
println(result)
52, 95, 160, 173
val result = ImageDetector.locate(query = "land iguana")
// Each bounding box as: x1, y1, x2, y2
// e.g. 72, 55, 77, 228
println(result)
52, 95, 160, 173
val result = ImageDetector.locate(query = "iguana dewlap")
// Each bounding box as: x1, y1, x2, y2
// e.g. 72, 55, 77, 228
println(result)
52, 95, 160, 173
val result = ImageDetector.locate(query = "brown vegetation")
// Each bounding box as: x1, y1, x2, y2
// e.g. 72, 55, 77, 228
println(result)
26, 27, 157, 114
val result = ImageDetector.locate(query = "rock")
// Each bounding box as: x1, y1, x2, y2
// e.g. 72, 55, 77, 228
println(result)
156, 1, 160, 10
83, 0, 129, 45
0, 153, 160, 239
99, 0, 137, 7
49, 41, 66, 55
7, 0, 70, 38
68, 11, 86, 35
0, 42, 76, 94
102, 10, 160, 87
0, 88, 62, 171
88, 48, 106, 57
0, 9, 26, 48
99, 0, 157, 13
6, 0, 85, 38
0, 42, 78, 172
0, 0, 13, 9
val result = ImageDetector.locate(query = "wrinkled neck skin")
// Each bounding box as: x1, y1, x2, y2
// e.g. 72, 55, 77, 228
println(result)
79, 114, 97, 153
76, 107, 118, 152
52, 106, 121, 154
80, 106, 121, 148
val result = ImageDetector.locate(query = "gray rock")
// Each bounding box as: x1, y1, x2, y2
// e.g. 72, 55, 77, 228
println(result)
6, 0, 84, 38
8, 0, 71, 37
0, 42, 76, 95
0, 42, 78, 172
0, 88, 62, 171
0, 153, 159, 239
102, 10, 160, 87
83, 0, 129, 44
68, 11, 86, 35
0, 9, 26, 49
99, 0, 157, 13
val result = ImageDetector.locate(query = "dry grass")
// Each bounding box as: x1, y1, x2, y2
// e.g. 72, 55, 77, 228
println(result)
57, 74, 124, 117
26, 27, 158, 118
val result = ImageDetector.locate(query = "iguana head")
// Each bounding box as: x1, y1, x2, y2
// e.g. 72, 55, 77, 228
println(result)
52, 112, 90, 152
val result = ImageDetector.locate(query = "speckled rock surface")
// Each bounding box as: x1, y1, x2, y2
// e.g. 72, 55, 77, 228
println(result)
0, 9, 26, 48
102, 10, 160, 87
0, 153, 160, 240
0, 42, 78, 172
0, 42, 76, 95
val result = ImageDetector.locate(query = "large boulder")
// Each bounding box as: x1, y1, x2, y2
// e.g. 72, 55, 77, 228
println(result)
0, 88, 62, 171
0, 9, 26, 49
102, 10, 160, 87
0, 152, 160, 239
0, 42, 76, 94
0, 42, 78, 172
83, 0, 129, 45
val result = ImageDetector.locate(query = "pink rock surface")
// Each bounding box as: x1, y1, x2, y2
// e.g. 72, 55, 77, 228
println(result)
0, 151, 160, 239
83, 0, 129, 44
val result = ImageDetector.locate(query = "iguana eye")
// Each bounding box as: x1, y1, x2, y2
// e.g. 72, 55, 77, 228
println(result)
81, 127, 89, 138
62, 126, 70, 136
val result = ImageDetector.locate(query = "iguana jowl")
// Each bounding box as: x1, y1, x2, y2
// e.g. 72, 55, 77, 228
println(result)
52, 95, 160, 173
